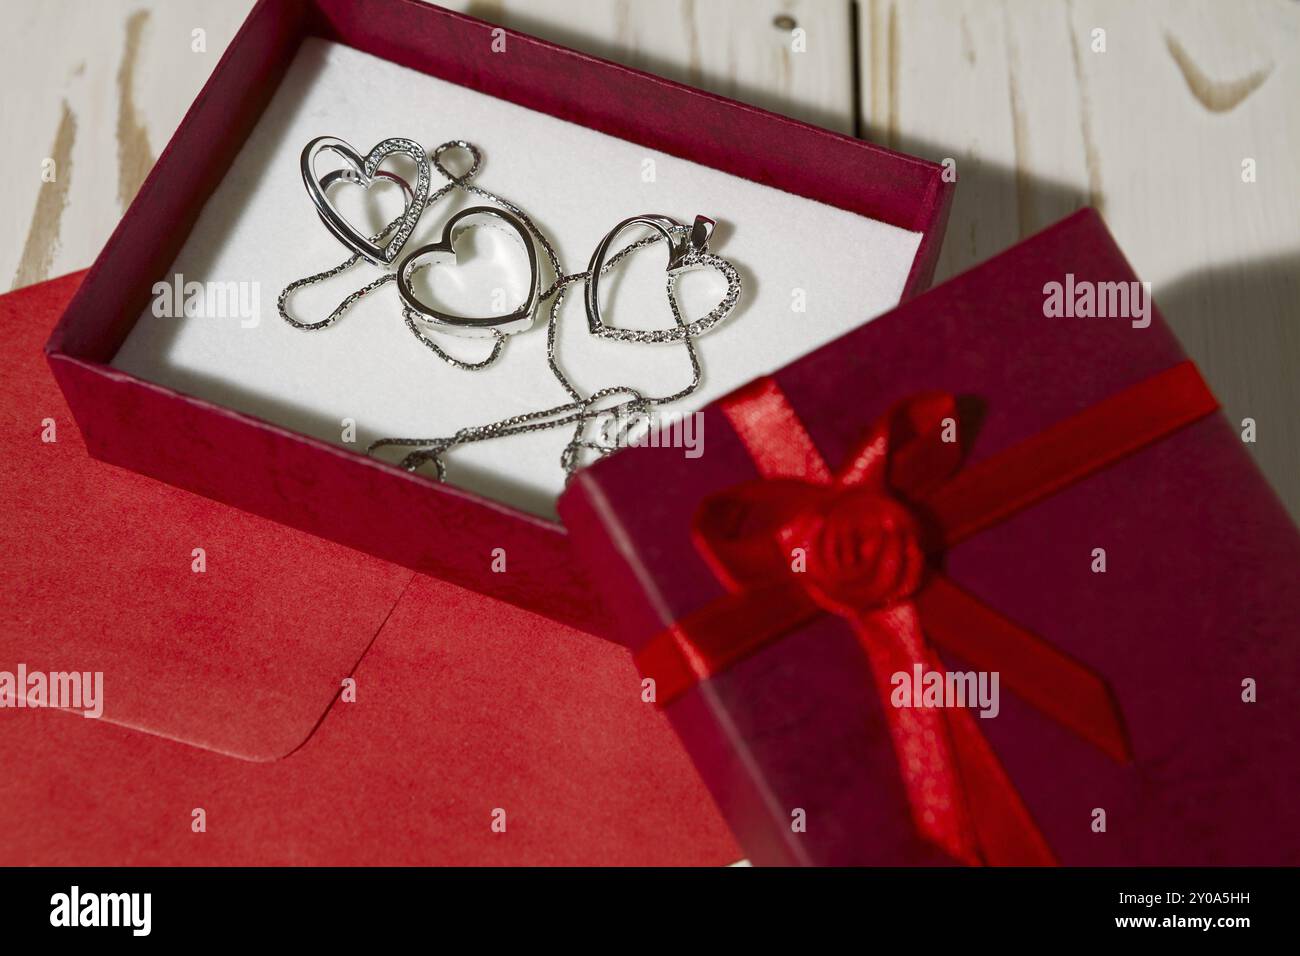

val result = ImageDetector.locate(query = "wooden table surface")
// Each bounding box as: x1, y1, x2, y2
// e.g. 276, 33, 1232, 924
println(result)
3, 0, 1296, 517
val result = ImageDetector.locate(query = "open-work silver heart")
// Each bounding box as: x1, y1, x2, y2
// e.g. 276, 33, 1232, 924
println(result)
396, 206, 541, 338
301, 136, 431, 267
583, 214, 741, 344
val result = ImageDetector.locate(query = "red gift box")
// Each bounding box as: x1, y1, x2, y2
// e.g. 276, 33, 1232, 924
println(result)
559, 208, 1300, 866
43, 0, 953, 636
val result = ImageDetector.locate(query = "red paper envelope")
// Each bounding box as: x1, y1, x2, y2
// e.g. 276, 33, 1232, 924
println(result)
0, 273, 738, 865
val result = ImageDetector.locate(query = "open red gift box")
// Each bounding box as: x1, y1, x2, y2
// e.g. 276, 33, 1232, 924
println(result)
41, 0, 1293, 869
43, 0, 953, 637
560, 208, 1300, 866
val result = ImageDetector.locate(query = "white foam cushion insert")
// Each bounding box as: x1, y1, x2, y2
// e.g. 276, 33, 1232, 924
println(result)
112, 39, 922, 518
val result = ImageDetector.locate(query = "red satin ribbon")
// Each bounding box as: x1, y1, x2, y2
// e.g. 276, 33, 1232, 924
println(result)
635, 361, 1218, 866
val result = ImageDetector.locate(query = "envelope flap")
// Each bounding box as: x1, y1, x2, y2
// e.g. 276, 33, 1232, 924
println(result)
2, 273, 412, 761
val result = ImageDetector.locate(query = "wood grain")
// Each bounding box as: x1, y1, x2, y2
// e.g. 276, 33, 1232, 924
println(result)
1, 0, 254, 288
440, 0, 859, 131
859, 0, 1300, 518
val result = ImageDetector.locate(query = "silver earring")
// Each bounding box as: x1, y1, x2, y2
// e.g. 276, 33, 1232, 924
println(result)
396, 205, 542, 338
300, 136, 430, 266
281, 138, 552, 369
583, 214, 741, 344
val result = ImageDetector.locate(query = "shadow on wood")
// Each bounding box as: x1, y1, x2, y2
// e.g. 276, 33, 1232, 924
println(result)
1156, 252, 1300, 522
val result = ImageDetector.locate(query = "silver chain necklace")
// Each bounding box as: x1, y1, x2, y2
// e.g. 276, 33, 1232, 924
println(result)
281, 140, 713, 485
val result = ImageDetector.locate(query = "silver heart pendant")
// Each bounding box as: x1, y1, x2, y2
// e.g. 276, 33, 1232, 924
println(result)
396, 206, 541, 338
583, 214, 741, 344
301, 136, 431, 267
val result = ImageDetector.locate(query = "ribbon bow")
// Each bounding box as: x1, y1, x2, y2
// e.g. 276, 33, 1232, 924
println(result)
635, 361, 1218, 865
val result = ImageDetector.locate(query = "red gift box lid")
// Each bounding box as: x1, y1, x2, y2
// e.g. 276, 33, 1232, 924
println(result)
559, 208, 1300, 866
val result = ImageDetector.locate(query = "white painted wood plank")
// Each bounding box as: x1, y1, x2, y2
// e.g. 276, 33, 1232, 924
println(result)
437, 0, 857, 132
1, 0, 255, 289
860, 0, 1300, 517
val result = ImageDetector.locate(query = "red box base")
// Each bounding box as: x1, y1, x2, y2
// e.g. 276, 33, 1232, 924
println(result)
44, 0, 952, 636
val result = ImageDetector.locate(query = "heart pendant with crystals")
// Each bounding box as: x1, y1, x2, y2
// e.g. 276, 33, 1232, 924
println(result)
396, 206, 541, 338
583, 214, 742, 344
301, 136, 431, 267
